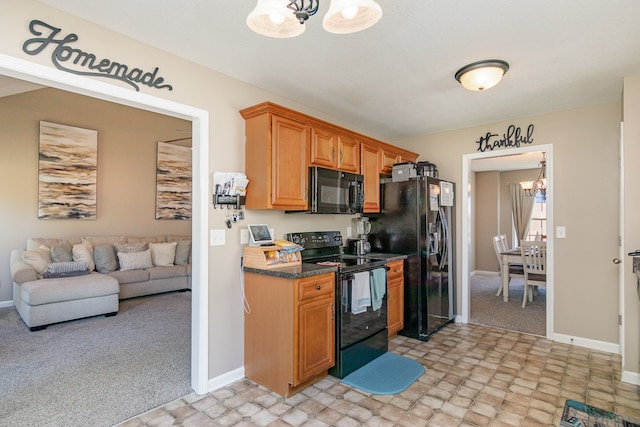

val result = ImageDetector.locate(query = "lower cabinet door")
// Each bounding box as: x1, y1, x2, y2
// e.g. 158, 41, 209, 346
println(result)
296, 296, 335, 384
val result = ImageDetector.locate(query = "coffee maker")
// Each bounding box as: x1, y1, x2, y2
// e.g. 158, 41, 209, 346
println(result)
346, 217, 372, 255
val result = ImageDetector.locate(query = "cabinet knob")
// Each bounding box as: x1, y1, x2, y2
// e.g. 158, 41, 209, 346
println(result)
316, 285, 321, 290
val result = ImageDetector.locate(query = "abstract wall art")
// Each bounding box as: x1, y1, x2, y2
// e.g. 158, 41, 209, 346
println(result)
38, 121, 98, 219
155, 141, 192, 220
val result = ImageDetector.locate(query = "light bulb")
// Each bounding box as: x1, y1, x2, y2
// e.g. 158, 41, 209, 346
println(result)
269, 12, 285, 24
341, 6, 358, 20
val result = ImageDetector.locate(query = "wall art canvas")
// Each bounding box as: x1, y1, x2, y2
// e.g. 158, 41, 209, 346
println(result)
155, 141, 192, 220
38, 121, 98, 219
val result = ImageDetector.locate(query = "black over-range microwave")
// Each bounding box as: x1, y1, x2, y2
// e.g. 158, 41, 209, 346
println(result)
288, 167, 364, 214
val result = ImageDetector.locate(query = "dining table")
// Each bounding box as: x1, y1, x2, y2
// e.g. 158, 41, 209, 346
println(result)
500, 247, 522, 302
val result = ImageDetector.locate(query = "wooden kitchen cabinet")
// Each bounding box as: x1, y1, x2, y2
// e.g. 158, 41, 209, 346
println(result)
240, 103, 310, 210
240, 101, 418, 212
310, 126, 359, 173
386, 259, 405, 338
361, 142, 381, 213
243, 271, 335, 397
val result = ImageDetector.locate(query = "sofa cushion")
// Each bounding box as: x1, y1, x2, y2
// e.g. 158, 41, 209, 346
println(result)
127, 236, 165, 244
22, 246, 52, 275
149, 242, 177, 266
72, 242, 95, 271
114, 242, 148, 254
147, 265, 187, 280
50, 242, 73, 262
94, 244, 118, 273
107, 269, 150, 285
82, 235, 127, 246
118, 249, 153, 271
21, 272, 119, 306
43, 261, 89, 278
172, 240, 191, 266
27, 237, 81, 250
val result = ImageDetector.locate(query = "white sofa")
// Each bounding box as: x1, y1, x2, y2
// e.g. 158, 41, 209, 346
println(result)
10, 235, 191, 331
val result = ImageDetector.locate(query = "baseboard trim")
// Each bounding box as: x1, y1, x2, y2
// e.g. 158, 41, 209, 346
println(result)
472, 270, 499, 277
207, 367, 245, 393
621, 370, 640, 386
0, 300, 14, 308
554, 333, 619, 354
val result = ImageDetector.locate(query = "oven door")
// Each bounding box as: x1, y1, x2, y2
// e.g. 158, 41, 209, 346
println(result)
338, 271, 388, 349
310, 167, 364, 214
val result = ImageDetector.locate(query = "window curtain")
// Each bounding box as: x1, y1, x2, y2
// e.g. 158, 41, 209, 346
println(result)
509, 182, 536, 245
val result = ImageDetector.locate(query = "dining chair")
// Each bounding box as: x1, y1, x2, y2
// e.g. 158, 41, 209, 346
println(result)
493, 235, 524, 297
520, 240, 547, 308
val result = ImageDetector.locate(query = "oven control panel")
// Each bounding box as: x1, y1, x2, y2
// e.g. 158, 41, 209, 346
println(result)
286, 231, 343, 249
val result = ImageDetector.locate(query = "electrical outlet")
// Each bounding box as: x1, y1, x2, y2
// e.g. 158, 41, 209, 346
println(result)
240, 229, 249, 245
347, 226, 352, 238
210, 229, 225, 246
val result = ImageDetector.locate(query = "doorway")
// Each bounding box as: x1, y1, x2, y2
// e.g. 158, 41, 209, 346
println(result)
0, 54, 210, 393
461, 145, 554, 339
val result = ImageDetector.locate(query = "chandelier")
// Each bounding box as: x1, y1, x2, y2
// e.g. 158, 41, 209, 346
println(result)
521, 153, 547, 198
247, 0, 383, 38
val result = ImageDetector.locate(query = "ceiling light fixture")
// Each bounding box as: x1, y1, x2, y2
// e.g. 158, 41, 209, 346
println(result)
247, 0, 382, 38
455, 59, 509, 91
521, 153, 547, 198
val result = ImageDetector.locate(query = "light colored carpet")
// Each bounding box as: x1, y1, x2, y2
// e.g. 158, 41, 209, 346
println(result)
0, 291, 192, 427
470, 274, 546, 336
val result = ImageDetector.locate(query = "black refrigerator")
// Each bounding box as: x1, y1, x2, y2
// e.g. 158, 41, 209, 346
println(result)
367, 175, 455, 341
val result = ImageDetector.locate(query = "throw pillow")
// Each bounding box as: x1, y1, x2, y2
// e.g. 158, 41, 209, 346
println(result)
118, 249, 153, 271
94, 244, 118, 273
50, 242, 73, 262
114, 242, 148, 254
173, 240, 191, 266
72, 243, 95, 271
43, 261, 89, 278
21, 245, 52, 275
149, 242, 177, 267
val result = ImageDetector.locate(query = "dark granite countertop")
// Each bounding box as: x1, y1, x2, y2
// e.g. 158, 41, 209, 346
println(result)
242, 252, 406, 279
243, 262, 337, 279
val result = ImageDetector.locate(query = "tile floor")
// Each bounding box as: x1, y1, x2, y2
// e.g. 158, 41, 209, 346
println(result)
117, 323, 640, 427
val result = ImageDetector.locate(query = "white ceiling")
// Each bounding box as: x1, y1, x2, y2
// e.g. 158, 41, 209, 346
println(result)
4, 1, 632, 144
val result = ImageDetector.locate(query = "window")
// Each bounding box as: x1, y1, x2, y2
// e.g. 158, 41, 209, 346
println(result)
526, 194, 547, 240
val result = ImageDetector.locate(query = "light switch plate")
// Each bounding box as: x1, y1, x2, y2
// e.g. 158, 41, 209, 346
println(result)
240, 229, 249, 245
556, 226, 566, 239
210, 229, 225, 246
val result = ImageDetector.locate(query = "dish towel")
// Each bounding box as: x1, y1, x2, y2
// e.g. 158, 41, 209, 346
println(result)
351, 271, 371, 315
370, 268, 386, 311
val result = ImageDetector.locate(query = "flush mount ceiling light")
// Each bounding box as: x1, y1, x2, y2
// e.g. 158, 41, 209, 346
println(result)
247, 0, 382, 38
454, 59, 509, 91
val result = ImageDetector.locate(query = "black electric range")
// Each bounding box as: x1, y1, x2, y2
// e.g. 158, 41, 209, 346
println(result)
286, 231, 387, 272
286, 231, 389, 379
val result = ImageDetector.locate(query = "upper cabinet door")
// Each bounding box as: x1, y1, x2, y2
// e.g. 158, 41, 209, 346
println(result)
361, 142, 381, 213
337, 134, 360, 173
310, 127, 337, 169
271, 116, 310, 210
310, 127, 360, 173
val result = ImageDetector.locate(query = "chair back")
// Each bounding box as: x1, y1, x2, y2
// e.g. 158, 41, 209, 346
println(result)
521, 240, 547, 278
497, 234, 509, 252
492, 235, 505, 264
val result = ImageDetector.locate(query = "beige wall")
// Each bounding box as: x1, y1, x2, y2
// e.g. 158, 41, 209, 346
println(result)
623, 75, 640, 379
399, 103, 622, 347
0, 88, 192, 301
474, 171, 499, 272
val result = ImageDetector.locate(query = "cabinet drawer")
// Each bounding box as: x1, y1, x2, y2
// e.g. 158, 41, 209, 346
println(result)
298, 273, 334, 301
386, 260, 404, 280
